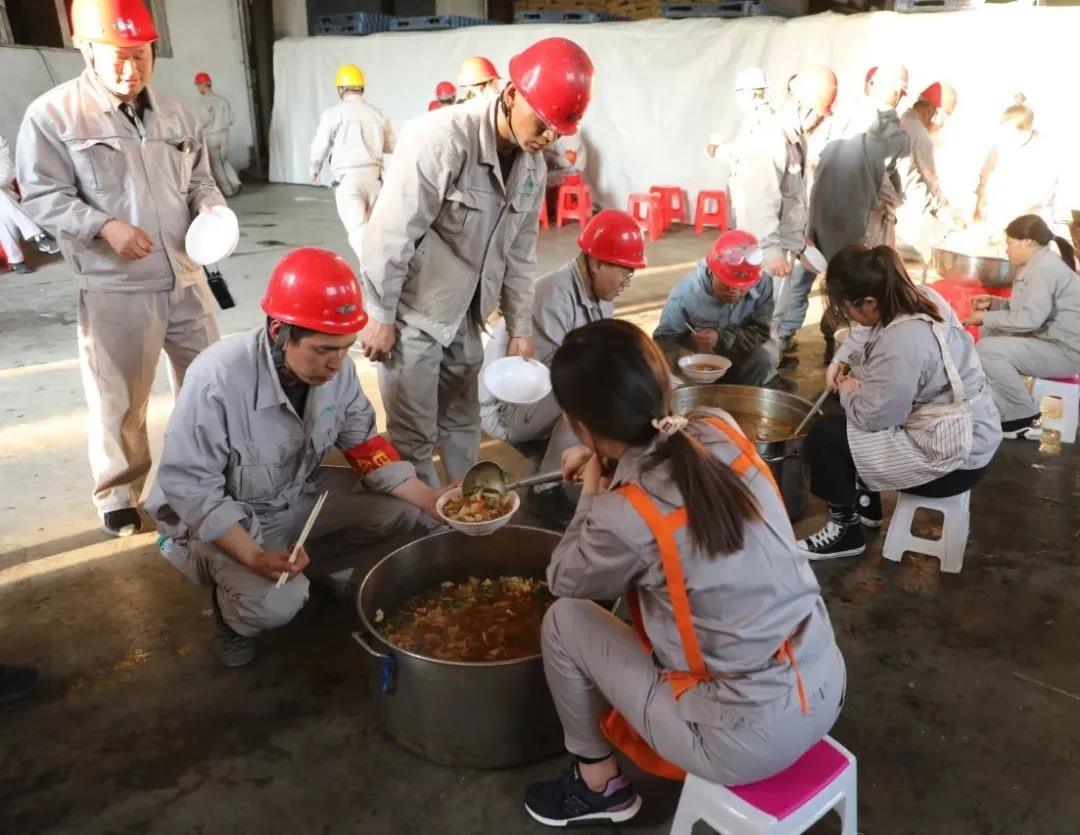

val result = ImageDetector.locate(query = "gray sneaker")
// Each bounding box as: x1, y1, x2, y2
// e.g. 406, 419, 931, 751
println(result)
211, 588, 256, 668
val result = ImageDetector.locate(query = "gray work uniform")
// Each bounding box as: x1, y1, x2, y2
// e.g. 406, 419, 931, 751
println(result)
653, 260, 779, 386
197, 91, 240, 197
543, 133, 587, 189
146, 327, 429, 637
480, 258, 610, 449
976, 247, 1080, 421
16, 69, 225, 515
362, 96, 545, 484
543, 409, 846, 784
837, 286, 1002, 466
0, 135, 46, 265
310, 94, 395, 262
896, 108, 944, 262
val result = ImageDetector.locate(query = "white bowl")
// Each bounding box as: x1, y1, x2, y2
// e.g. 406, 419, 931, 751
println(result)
185, 205, 240, 266
436, 487, 520, 537
678, 354, 733, 384
482, 357, 551, 405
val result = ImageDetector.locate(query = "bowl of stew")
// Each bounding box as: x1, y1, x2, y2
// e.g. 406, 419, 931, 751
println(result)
679, 353, 733, 383
436, 486, 520, 536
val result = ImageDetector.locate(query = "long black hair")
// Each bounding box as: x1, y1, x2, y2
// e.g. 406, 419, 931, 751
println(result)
826, 245, 942, 327
550, 320, 761, 556
1005, 214, 1076, 271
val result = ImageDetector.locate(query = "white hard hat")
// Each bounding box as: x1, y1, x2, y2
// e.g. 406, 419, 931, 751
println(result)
733, 67, 768, 93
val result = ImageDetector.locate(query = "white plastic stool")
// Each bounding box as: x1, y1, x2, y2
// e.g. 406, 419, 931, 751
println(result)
1032, 376, 1080, 444
882, 490, 970, 574
669, 736, 857, 835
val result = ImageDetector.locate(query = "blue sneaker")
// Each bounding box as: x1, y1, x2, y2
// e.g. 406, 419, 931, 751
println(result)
524, 762, 641, 827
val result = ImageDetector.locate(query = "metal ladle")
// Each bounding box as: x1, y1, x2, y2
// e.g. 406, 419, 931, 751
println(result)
462, 460, 564, 498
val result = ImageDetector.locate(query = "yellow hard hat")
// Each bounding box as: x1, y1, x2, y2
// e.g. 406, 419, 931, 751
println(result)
335, 64, 365, 88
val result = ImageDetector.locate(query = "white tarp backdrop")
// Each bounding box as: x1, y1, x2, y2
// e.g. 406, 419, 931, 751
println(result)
270, 10, 1080, 220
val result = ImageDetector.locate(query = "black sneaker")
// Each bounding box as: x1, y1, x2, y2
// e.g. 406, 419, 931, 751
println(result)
0, 664, 40, 703
855, 487, 883, 528
797, 520, 866, 560
1001, 415, 1043, 441
33, 233, 60, 255
212, 588, 256, 668
102, 508, 142, 537
10, 262, 32, 275
524, 762, 641, 827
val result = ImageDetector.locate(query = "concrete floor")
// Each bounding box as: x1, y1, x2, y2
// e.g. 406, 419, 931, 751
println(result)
2, 184, 1079, 834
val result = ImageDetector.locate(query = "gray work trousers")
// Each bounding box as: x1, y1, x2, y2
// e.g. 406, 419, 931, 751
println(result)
206, 132, 241, 198
977, 334, 1080, 421
0, 186, 42, 263
173, 467, 429, 636
334, 170, 382, 264
78, 279, 219, 514
728, 340, 781, 387
378, 316, 483, 486
542, 598, 845, 785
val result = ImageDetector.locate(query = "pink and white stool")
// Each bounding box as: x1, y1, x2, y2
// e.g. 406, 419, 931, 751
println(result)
670, 736, 856, 834
1032, 376, 1080, 444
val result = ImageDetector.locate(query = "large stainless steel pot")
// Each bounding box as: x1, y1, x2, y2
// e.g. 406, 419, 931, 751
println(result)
930, 243, 1013, 288
672, 384, 814, 521
354, 526, 564, 769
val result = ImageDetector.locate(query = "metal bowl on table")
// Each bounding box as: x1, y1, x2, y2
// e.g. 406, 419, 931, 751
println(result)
354, 526, 565, 769
930, 240, 1013, 288
672, 384, 815, 521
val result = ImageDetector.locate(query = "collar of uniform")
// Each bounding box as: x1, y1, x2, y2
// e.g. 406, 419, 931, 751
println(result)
477, 96, 502, 173
568, 258, 600, 314
607, 437, 663, 492
254, 328, 291, 411
80, 68, 155, 115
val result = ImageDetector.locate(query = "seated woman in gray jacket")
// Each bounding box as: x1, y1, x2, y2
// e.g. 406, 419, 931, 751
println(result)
798, 246, 1001, 560
653, 230, 789, 390
965, 214, 1080, 440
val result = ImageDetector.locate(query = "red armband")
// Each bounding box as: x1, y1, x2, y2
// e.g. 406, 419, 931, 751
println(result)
345, 436, 401, 477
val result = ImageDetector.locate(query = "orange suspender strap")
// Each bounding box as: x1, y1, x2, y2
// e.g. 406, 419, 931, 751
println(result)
701, 416, 782, 498
776, 639, 810, 715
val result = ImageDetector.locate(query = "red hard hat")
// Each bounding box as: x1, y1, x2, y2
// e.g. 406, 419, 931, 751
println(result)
790, 66, 838, 116
428, 100, 442, 112
458, 56, 500, 87
435, 80, 456, 100
578, 210, 647, 270
866, 64, 908, 92
194, 72, 212, 85
509, 37, 593, 136
920, 81, 958, 114
261, 248, 368, 334
70, 0, 159, 47
706, 230, 763, 290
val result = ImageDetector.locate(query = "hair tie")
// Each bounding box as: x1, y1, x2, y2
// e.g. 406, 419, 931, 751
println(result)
652, 415, 689, 437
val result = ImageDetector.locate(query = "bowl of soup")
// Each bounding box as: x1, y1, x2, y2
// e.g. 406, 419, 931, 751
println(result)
678, 354, 733, 383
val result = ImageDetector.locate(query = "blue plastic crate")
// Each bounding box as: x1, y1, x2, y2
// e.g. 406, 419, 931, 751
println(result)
513, 10, 624, 23
661, 1, 796, 17
314, 12, 394, 35
389, 15, 495, 31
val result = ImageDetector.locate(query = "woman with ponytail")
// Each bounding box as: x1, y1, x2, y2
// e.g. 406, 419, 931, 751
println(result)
523, 319, 844, 828
801, 245, 1001, 560
967, 213, 1080, 439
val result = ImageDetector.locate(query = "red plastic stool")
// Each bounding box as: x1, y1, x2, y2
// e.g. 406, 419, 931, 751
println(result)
694, 190, 729, 235
555, 181, 592, 229
649, 185, 689, 230
538, 191, 550, 230
627, 192, 664, 242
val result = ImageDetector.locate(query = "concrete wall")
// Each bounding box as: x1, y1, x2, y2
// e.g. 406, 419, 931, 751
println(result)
0, 0, 254, 171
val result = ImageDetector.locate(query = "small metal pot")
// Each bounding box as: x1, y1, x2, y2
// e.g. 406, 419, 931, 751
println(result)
354, 526, 565, 769
672, 384, 815, 521
930, 244, 1013, 288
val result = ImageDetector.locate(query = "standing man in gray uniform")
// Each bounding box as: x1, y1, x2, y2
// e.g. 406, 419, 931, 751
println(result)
16, 0, 225, 537
194, 71, 241, 197
147, 248, 447, 667
360, 37, 595, 485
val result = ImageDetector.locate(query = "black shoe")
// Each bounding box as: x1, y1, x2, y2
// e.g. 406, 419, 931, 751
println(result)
9, 262, 32, 274
33, 233, 60, 255
524, 485, 577, 529
855, 486, 883, 528
1001, 414, 1043, 441
102, 508, 142, 537
779, 335, 800, 354
211, 588, 256, 668
797, 520, 866, 560
0, 664, 41, 703
524, 762, 641, 827
764, 374, 799, 394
